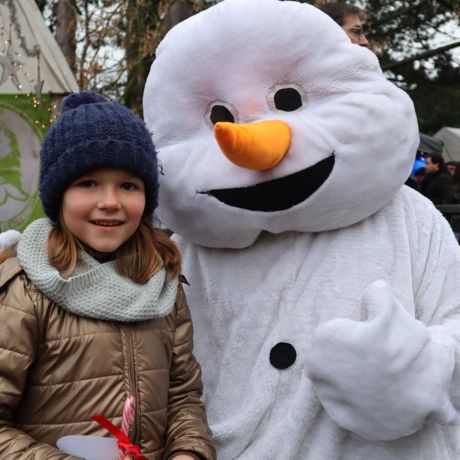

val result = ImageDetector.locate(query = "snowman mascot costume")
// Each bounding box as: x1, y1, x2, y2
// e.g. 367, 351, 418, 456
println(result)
151, 0, 456, 458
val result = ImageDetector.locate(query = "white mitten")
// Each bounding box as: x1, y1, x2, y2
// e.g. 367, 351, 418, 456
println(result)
307, 280, 459, 440
0, 229, 21, 251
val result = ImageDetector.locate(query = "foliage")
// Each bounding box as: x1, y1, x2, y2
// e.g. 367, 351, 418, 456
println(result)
342, 0, 460, 133
35, 0, 460, 131
299, 0, 460, 131
35, 0, 208, 112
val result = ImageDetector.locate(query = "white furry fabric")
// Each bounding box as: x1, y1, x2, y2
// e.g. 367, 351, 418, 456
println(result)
143, 0, 460, 457
144, 0, 418, 248
176, 188, 460, 459
0, 230, 21, 251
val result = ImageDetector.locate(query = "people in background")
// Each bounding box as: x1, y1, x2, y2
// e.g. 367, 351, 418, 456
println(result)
450, 164, 460, 204
405, 155, 426, 192
446, 161, 457, 177
422, 153, 453, 204
319, 2, 369, 47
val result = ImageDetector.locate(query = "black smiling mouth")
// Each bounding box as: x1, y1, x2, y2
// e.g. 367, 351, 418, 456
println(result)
199, 155, 335, 212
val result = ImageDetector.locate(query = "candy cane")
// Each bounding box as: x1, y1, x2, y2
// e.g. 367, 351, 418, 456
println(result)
118, 395, 136, 460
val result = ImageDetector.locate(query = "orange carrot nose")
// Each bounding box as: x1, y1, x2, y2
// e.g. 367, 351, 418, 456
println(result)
214, 120, 291, 171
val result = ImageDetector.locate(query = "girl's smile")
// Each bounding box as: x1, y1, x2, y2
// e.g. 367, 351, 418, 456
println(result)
62, 169, 146, 253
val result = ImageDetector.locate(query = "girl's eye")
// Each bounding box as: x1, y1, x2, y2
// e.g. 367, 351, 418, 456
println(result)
120, 182, 138, 191
77, 179, 96, 188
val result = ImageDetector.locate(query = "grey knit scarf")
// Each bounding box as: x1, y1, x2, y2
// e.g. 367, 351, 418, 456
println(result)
17, 218, 178, 322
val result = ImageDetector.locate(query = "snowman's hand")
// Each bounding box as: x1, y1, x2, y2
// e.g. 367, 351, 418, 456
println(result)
0, 230, 21, 251
307, 280, 459, 440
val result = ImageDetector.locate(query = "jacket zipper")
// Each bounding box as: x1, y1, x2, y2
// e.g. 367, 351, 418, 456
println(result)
124, 326, 141, 445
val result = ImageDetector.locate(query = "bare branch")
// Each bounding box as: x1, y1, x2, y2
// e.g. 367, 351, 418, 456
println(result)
382, 40, 460, 70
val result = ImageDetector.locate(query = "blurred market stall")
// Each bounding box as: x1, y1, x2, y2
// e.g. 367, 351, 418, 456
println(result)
0, 0, 78, 231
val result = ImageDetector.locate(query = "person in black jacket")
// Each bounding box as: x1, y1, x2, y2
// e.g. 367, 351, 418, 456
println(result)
421, 153, 453, 204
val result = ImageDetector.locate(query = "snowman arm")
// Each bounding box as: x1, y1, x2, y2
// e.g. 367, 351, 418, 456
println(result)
307, 206, 460, 441
412, 204, 460, 415
307, 279, 460, 441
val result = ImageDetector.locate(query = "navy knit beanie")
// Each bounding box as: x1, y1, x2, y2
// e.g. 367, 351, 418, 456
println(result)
39, 91, 158, 222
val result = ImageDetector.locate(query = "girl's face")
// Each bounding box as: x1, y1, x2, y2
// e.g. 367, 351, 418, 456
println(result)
62, 169, 146, 253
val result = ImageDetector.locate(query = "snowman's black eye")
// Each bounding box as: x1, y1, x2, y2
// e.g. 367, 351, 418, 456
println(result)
274, 88, 303, 112
210, 105, 235, 124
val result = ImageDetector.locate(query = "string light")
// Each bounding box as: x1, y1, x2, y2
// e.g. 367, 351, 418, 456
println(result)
0, 2, 64, 130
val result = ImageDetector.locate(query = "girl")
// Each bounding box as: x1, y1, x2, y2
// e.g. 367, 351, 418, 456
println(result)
0, 92, 215, 460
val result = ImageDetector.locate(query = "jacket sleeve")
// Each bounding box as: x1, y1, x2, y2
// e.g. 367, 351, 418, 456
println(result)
410, 203, 460, 422
163, 284, 216, 460
423, 174, 452, 204
0, 260, 80, 459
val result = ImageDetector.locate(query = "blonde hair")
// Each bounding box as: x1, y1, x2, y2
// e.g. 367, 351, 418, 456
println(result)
0, 246, 16, 264
48, 217, 181, 284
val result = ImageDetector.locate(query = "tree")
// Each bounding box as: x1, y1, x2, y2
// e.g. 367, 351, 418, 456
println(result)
37, 0, 460, 131
35, 0, 208, 113
55, 0, 77, 75
35, 0, 77, 75
301, 0, 460, 132
365, 0, 460, 133
123, 0, 200, 114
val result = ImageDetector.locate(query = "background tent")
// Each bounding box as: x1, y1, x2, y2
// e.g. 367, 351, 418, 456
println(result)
434, 127, 460, 163
419, 133, 444, 155
0, 0, 78, 231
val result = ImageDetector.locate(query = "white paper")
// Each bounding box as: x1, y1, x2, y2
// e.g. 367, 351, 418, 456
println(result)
57, 435, 119, 460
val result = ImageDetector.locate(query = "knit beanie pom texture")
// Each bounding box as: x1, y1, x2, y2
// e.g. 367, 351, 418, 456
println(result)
39, 91, 158, 221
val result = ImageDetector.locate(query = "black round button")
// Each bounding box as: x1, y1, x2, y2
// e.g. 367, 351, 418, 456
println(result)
270, 342, 296, 369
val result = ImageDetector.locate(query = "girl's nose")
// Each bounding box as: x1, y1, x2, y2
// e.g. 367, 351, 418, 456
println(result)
97, 188, 122, 210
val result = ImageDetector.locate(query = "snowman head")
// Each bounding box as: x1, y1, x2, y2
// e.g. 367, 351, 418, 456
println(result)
143, 0, 418, 249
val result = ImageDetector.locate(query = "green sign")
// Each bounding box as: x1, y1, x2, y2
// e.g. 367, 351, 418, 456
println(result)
0, 94, 51, 231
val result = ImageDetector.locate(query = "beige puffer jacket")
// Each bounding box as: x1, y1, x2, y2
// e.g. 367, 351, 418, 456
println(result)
0, 257, 215, 460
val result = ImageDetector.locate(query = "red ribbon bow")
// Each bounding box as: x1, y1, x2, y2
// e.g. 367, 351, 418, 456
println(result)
91, 415, 146, 460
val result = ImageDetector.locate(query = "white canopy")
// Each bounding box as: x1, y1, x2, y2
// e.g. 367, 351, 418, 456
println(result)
0, 0, 78, 94
434, 127, 460, 163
